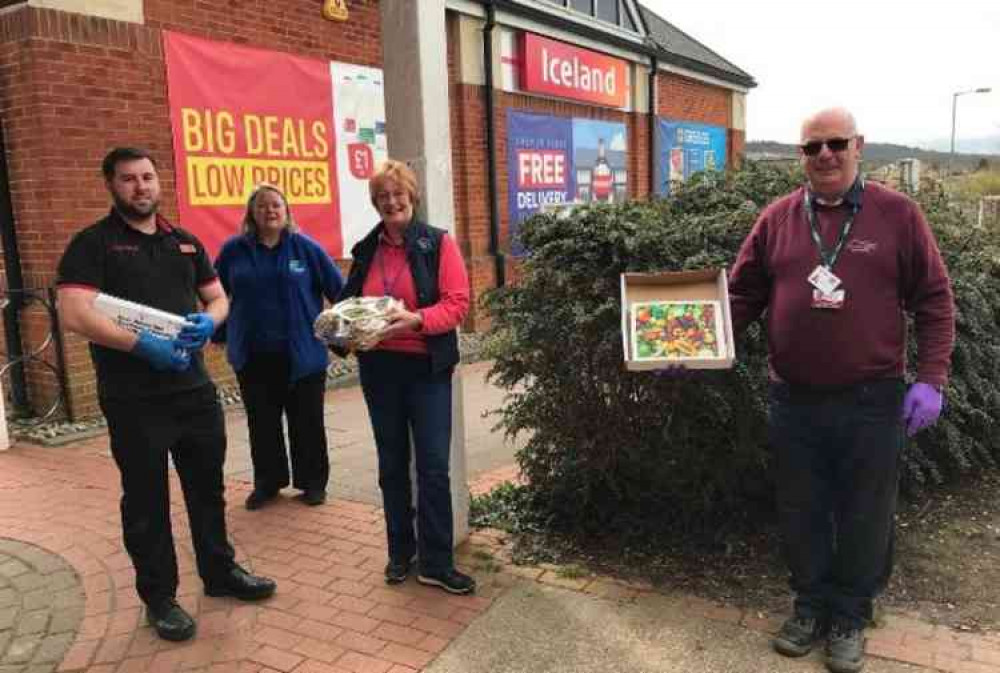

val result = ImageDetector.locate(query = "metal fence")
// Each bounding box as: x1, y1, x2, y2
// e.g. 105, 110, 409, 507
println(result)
979, 196, 1000, 228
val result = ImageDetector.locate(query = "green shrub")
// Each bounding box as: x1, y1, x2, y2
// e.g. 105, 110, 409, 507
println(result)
482, 164, 1000, 542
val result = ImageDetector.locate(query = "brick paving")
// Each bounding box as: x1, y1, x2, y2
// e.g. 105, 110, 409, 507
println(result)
0, 368, 998, 671
0, 539, 84, 673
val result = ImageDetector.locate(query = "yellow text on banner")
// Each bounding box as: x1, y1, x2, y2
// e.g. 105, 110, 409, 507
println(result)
186, 156, 332, 206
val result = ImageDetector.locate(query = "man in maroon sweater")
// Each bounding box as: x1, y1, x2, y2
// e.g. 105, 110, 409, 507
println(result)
729, 108, 954, 673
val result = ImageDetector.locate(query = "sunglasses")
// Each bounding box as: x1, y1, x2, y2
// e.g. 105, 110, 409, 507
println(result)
800, 137, 854, 156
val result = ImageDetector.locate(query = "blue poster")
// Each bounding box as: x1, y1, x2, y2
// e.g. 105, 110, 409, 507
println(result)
507, 111, 628, 255
507, 111, 574, 255
656, 119, 727, 196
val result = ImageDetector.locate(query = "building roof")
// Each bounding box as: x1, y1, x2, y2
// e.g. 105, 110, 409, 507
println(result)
638, 4, 756, 88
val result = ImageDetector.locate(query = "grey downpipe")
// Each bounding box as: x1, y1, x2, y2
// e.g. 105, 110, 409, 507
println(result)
0, 117, 30, 414
648, 54, 658, 197
483, 0, 505, 287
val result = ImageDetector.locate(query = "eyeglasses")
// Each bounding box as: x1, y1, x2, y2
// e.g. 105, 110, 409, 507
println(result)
800, 137, 854, 156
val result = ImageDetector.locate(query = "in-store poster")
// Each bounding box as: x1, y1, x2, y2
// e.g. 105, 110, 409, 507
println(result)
507, 111, 627, 255
330, 63, 388, 253
656, 118, 726, 196
164, 31, 386, 259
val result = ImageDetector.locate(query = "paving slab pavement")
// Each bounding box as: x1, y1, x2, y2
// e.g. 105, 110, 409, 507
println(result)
426, 581, 933, 673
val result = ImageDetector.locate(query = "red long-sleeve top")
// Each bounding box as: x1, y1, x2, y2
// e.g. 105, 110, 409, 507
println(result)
361, 231, 470, 355
729, 182, 954, 387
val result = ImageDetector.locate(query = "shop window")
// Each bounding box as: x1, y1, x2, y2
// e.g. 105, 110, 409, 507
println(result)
595, 0, 618, 24
620, 0, 638, 31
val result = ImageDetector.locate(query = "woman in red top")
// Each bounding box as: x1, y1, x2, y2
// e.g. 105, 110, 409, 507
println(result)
335, 160, 475, 595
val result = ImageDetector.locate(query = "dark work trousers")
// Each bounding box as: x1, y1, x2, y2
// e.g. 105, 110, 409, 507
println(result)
99, 384, 236, 608
235, 352, 329, 494
358, 350, 455, 573
768, 378, 905, 628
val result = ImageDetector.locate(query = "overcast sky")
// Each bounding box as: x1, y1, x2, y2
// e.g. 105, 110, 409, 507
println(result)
642, 1, 999, 149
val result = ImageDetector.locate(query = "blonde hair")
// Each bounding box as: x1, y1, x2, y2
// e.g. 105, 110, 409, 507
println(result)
369, 159, 420, 210
241, 183, 299, 237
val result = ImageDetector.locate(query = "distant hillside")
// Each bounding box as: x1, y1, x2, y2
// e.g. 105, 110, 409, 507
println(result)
746, 140, 999, 171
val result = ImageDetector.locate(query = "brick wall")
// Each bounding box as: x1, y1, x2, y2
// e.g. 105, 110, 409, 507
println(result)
0, 3, 382, 419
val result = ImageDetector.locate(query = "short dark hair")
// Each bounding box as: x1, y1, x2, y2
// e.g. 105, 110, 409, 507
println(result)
101, 147, 156, 180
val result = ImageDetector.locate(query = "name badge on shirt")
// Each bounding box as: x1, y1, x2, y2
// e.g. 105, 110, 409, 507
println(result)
178, 243, 197, 254
807, 265, 841, 295
289, 260, 306, 274
811, 288, 845, 310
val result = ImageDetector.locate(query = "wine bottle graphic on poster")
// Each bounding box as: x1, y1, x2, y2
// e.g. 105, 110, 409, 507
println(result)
591, 137, 613, 202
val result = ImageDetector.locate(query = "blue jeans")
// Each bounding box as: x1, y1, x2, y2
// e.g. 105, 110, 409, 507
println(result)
768, 379, 904, 628
358, 351, 455, 573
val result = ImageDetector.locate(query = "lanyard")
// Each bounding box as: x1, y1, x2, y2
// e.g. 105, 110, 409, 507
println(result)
803, 191, 858, 270
377, 245, 408, 298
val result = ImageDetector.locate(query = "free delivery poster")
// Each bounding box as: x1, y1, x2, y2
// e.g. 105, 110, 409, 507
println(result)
507, 111, 627, 255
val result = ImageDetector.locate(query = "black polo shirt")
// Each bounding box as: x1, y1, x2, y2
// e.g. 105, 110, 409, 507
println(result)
57, 209, 217, 401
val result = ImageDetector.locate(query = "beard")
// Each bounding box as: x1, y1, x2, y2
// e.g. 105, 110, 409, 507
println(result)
112, 193, 159, 221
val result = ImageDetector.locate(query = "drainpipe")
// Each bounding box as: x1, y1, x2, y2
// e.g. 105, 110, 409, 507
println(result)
648, 54, 658, 198
483, 0, 505, 287
0, 117, 30, 415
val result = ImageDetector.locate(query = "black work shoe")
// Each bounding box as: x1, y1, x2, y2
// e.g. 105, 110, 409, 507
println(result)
825, 623, 865, 673
245, 489, 279, 510
302, 489, 327, 506
147, 598, 196, 642
384, 556, 415, 585
204, 566, 277, 601
417, 568, 476, 595
772, 615, 826, 657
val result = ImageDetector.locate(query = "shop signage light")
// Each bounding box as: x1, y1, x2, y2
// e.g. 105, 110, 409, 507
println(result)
520, 33, 627, 108
322, 0, 348, 22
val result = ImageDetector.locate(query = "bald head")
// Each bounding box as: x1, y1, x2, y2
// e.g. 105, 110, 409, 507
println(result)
800, 107, 858, 142
799, 107, 865, 201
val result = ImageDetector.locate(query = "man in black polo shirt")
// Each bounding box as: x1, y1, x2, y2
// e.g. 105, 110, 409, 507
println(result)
57, 147, 276, 642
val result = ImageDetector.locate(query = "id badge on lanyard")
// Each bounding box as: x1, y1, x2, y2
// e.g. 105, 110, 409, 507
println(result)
804, 192, 856, 310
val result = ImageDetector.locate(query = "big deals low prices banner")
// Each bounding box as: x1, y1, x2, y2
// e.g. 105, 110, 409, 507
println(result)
165, 31, 386, 259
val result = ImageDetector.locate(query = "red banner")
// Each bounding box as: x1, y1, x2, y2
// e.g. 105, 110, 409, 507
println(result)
520, 33, 627, 109
164, 31, 341, 259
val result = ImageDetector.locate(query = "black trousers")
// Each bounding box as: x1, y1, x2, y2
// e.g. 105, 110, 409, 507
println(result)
236, 352, 329, 493
768, 379, 905, 628
100, 384, 236, 608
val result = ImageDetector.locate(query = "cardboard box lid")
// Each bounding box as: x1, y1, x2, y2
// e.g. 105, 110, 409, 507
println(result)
620, 268, 735, 370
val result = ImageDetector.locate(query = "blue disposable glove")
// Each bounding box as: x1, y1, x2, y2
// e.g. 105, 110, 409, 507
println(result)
177, 313, 215, 351
902, 382, 944, 437
131, 330, 191, 372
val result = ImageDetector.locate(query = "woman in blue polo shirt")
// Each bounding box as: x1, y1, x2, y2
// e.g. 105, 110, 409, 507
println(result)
214, 183, 343, 510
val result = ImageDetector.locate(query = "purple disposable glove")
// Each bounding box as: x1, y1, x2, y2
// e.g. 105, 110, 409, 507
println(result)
653, 364, 690, 380
902, 382, 943, 437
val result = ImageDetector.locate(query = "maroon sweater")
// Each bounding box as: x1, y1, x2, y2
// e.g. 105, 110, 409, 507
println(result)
729, 182, 954, 387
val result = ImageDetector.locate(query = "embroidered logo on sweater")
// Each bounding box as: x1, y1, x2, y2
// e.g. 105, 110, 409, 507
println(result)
289, 260, 306, 274
847, 239, 878, 254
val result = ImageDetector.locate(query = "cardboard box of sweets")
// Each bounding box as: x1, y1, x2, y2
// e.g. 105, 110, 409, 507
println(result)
620, 268, 735, 370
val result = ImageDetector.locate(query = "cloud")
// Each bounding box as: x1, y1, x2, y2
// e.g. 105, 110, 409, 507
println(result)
609, 132, 627, 152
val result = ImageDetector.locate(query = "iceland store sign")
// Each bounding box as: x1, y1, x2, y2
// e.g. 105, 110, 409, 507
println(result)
520, 33, 627, 109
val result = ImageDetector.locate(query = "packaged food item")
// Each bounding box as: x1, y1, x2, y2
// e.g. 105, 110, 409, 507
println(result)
94, 293, 188, 340
314, 296, 403, 351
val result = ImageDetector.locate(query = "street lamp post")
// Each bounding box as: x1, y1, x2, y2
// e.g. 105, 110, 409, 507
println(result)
950, 87, 992, 175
